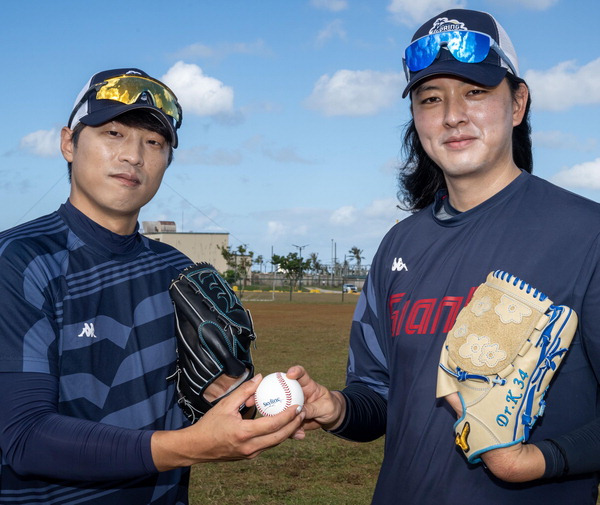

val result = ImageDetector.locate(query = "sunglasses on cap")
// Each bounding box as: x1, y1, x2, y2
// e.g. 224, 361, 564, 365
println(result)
403, 30, 518, 80
68, 74, 182, 130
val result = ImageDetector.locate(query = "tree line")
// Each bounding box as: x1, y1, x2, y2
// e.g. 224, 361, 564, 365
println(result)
218, 245, 366, 300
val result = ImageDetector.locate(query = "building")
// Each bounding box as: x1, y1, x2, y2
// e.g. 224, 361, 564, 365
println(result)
142, 221, 229, 273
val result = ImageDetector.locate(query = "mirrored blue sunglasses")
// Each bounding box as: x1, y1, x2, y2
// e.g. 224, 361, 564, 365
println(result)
403, 30, 517, 80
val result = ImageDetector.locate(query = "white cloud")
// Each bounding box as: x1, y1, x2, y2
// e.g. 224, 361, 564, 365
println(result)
380, 158, 400, 175
388, 0, 556, 27
19, 127, 61, 158
267, 221, 288, 240
310, 0, 348, 12
162, 61, 234, 116
255, 199, 405, 263
364, 197, 403, 219
525, 58, 600, 111
387, 0, 466, 26
330, 205, 358, 225
533, 131, 597, 152
551, 158, 600, 189
0, 169, 35, 193
242, 135, 312, 163
173, 39, 270, 60
489, 0, 558, 9
175, 146, 243, 166
262, 146, 313, 164
305, 69, 404, 116
189, 211, 224, 232
316, 20, 347, 47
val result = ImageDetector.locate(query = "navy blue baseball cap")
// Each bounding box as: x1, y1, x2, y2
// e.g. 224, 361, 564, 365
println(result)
402, 9, 521, 98
68, 68, 182, 148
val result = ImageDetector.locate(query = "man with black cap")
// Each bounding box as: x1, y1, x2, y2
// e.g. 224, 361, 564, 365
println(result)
0, 68, 305, 505
288, 8, 600, 504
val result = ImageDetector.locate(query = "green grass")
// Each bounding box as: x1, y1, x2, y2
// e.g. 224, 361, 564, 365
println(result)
189, 295, 384, 505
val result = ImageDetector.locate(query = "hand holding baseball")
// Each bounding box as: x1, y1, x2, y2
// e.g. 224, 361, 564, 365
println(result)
151, 374, 305, 470
285, 365, 347, 432
254, 372, 304, 416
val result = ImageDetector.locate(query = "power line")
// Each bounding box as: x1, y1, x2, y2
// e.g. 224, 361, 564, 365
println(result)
12, 174, 248, 247
13, 176, 247, 247
14, 172, 68, 226
163, 181, 246, 245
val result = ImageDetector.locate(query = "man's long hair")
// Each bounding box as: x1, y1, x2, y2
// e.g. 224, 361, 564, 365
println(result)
396, 74, 532, 212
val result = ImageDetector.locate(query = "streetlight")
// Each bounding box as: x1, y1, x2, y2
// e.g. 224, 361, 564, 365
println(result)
292, 243, 309, 258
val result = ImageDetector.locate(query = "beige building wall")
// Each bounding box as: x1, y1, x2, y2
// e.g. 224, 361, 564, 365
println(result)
144, 232, 229, 273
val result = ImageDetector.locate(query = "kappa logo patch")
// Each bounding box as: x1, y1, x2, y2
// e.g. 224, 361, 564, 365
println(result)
78, 322, 97, 338
392, 257, 408, 272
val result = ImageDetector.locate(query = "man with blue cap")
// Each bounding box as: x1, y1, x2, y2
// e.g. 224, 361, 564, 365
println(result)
289, 8, 600, 504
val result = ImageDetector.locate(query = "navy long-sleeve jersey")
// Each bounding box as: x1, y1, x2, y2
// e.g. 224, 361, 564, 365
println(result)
339, 171, 600, 504
0, 201, 192, 504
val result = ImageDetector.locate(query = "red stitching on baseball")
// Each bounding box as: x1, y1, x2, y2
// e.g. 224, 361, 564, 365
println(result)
276, 372, 293, 409
254, 392, 266, 416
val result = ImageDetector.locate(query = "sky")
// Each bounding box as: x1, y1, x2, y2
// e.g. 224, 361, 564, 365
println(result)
2, 0, 599, 268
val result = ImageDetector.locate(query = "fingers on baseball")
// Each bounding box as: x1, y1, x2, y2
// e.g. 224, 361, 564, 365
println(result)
300, 392, 344, 430
217, 375, 261, 412
299, 401, 322, 422
284, 365, 304, 380
232, 407, 305, 458
252, 403, 304, 435
260, 409, 306, 446
285, 366, 322, 400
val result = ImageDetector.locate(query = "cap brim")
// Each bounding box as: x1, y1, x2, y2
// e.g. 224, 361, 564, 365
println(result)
402, 61, 508, 98
79, 102, 179, 148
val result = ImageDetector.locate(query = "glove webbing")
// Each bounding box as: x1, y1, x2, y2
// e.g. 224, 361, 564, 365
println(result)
518, 305, 571, 440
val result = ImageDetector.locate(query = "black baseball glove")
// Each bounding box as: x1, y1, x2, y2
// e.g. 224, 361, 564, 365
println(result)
168, 262, 257, 423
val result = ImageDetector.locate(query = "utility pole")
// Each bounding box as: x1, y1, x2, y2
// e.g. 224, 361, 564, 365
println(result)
292, 243, 309, 289
331, 239, 334, 287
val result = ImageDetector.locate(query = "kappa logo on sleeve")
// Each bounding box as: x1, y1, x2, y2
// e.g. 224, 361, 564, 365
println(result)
78, 322, 98, 338
392, 257, 408, 272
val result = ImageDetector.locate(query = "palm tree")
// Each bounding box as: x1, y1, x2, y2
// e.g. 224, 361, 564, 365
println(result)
254, 254, 264, 273
349, 246, 364, 274
309, 252, 322, 274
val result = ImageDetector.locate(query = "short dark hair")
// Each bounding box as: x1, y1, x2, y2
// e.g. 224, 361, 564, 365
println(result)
396, 74, 532, 212
67, 109, 175, 181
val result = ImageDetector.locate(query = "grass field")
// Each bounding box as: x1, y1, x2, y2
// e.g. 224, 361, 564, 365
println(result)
189, 292, 385, 505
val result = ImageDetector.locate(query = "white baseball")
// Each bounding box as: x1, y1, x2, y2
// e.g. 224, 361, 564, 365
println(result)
254, 372, 304, 416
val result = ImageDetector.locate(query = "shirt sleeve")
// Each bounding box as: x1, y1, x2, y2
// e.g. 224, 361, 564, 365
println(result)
0, 252, 60, 374
329, 383, 387, 442
0, 372, 158, 480
345, 275, 391, 396
537, 235, 600, 479
331, 271, 390, 442
536, 415, 600, 478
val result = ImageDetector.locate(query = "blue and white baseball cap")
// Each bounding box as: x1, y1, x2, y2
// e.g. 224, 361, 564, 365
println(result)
402, 9, 522, 98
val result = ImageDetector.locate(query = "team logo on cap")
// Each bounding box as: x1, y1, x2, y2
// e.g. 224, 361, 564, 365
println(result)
429, 17, 467, 34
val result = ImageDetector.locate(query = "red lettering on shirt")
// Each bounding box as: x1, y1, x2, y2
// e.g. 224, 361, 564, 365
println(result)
389, 286, 477, 336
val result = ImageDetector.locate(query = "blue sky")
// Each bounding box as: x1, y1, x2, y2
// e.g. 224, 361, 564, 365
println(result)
2, 0, 599, 267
